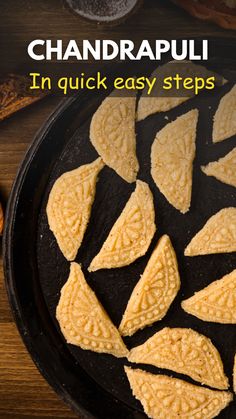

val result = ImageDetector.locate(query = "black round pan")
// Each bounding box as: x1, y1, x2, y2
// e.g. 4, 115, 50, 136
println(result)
3, 39, 236, 418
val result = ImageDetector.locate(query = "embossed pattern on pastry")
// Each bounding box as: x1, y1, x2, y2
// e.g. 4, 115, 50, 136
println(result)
137, 61, 194, 121
119, 235, 180, 336
47, 158, 104, 261
128, 327, 229, 389
137, 61, 225, 121
125, 367, 232, 419
151, 109, 198, 214
184, 207, 236, 256
213, 85, 236, 143
90, 93, 139, 183
137, 96, 188, 122
181, 269, 236, 324
88, 180, 156, 271
56, 263, 128, 358
201, 147, 236, 188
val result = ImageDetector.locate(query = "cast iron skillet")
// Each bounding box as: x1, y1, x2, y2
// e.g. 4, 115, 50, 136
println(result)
3, 39, 236, 418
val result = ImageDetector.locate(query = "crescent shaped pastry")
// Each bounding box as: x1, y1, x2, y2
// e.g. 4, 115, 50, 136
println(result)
151, 109, 198, 214
213, 85, 236, 143
128, 327, 229, 390
137, 61, 225, 121
90, 92, 139, 183
137, 96, 188, 122
47, 158, 104, 261
88, 180, 156, 271
184, 207, 236, 256
119, 235, 180, 336
56, 263, 128, 358
125, 367, 232, 419
181, 269, 236, 324
201, 147, 236, 188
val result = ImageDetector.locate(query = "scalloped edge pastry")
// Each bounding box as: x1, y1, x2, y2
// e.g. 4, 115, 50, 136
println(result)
201, 147, 236, 188
151, 109, 198, 214
184, 207, 236, 256
46, 158, 104, 261
213, 85, 236, 143
181, 269, 236, 324
125, 367, 232, 419
88, 180, 156, 271
128, 327, 229, 389
119, 235, 180, 336
56, 262, 128, 358
90, 92, 139, 183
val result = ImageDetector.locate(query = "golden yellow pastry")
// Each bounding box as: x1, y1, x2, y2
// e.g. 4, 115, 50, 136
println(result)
47, 158, 104, 261
129, 327, 229, 389
90, 92, 139, 183
213, 85, 236, 143
56, 263, 128, 358
184, 207, 236, 256
201, 147, 236, 188
125, 367, 232, 419
182, 269, 236, 324
137, 61, 225, 121
88, 180, 156, 271
151, 109, 198, 214
119, 235, 180, 336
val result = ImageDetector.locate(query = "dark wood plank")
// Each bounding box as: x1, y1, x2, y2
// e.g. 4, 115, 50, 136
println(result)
0, 323, 77, 419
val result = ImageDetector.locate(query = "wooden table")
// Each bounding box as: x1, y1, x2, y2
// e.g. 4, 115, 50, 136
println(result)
0, 1, 235, 417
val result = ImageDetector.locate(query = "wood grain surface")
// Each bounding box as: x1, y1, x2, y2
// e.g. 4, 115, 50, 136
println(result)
0, 0, 235, 418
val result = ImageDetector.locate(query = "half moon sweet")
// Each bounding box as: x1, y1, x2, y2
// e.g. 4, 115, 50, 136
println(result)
125, 367, 232, 419
46, 158, 104, 261
90, 92, 139, 183
128, 327, 229, 389
56, 262, 128, 358
151, 109, 198, 214
184, 207, 236, 256
88, 180, 156, 271
181, 269, 236, 324
201, 147, 236, 188
119, 235, 180, 336
213, 85, 236, 143
137, 96, 188, 122
137, 61, 225, 121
